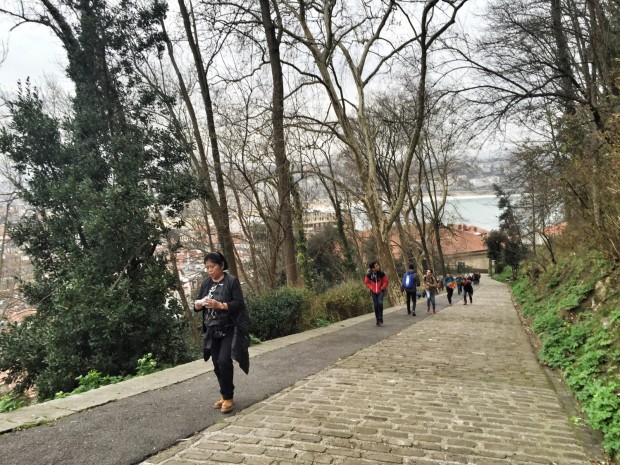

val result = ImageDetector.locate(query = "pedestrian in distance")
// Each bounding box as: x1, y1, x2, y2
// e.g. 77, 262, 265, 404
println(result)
364, 261, 389, 326
423, 269, 439, 314
194, 252, 250, 414
444, 273, 456, 305
456, 274, 463, 295
400, 264, 421, 316
462, 274, 474, 305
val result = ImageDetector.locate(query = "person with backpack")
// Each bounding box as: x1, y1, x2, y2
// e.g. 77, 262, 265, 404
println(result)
400, 264, 421, 316
194, 252, 250, 414
444, 273, 456, 305
462, 274, 474, 305
364, 261, 389, 326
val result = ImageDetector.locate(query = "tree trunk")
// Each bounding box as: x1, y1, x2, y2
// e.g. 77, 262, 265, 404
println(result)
395, 217, 410, 268
177, 0, 237, 275
403, 193, 423, 272
375, 227, 400, 306
0, 197, 14, 285
319, 164, 356, 274
431, 219, 447, 276
259, 0, 299, 286
550, 0, 577, 112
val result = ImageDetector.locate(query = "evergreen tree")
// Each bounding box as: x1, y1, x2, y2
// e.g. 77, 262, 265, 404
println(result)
0, 0, 195, 399
491, 184, 529, 278
483, 230, 508, 273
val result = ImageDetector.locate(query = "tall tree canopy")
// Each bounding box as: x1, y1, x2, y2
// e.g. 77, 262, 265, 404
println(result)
0, 0, 194, 399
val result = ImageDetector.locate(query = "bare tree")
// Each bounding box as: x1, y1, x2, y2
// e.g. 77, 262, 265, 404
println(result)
258, 0, 301, 286
270, 0, 468, 303
447, 0, 620, 257
163, 0, 239, 275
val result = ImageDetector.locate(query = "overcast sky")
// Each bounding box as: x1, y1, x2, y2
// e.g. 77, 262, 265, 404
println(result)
1, 17, 69, 93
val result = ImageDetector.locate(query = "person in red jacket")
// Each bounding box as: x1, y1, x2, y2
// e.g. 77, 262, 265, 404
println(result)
364, 261, 389, 326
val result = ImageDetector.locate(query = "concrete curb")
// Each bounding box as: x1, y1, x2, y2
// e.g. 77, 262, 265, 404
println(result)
0, 304, 406, 434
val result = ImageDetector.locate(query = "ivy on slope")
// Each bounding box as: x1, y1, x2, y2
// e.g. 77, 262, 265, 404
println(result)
510, 253, 620, 460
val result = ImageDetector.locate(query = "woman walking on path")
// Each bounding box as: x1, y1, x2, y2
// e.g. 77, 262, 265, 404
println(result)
444, 273, 456, 305
364, 261, 388, 326
195, 252, 250, 414
423, 269, 439, 314
462, 274, 474, 305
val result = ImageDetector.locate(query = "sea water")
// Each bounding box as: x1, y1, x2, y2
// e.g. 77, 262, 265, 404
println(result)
443, 195, 501, 231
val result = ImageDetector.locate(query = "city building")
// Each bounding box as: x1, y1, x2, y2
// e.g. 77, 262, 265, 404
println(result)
303, 210, 337, 234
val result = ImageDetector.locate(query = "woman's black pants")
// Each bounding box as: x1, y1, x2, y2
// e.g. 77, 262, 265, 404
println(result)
211, 332, 235, 400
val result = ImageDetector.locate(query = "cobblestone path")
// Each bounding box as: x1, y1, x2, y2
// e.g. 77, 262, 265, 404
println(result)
143, 278, 594, 465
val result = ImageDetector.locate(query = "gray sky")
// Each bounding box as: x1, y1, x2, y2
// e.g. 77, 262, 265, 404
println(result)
1, 17, 68, 92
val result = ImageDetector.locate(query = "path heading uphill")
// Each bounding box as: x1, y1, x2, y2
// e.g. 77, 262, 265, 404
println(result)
143, 277, 602, 465
0, 277, 605, 464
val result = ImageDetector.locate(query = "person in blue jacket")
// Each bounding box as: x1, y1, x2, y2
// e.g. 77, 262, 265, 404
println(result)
400, 264, 420, 316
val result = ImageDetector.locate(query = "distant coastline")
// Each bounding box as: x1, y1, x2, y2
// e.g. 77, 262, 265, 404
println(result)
422, 190, 497, 202
447, 192, 495, 200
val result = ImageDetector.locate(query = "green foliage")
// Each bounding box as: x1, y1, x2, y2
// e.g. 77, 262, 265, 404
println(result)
306, 225, 355, 292
54, 370, 124, 399
246, 287, 312, 341
0, 393, 25, 413
0, 2, 195, 400
504, 239, 529, 272
586, 382, 618, 428
246, 281, 372, 340
308, 281, 373, 324
484, 230, 507, 262
493, 266, 513, 283
314, 317, 332, 328
136, 353, 159, 377
53, 353, 164, 400
509, 252, 620, 459
532, 309, 564, 333
566, 347, 607, 395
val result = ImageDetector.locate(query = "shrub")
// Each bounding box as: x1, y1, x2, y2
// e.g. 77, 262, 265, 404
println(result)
246, 287, 313, 341
532, 309, 564, 333
581, 379, 620, 457
136, 353, 160, 377
494, 266, 513, 282
54, 369, 124, 399
306, 281, 372, 326
0, 393, 25, 413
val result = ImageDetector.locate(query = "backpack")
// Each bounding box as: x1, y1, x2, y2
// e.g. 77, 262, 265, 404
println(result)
402, 272, 416, 289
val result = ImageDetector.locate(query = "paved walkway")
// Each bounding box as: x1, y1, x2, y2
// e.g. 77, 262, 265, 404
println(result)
0, 287, 433, 465
142, 278, 603, 465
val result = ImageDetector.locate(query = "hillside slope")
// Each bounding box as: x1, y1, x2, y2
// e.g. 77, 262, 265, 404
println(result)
505, 254, 620, 461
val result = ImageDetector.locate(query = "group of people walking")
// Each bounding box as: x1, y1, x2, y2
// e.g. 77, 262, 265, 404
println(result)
364, 261, 481, 326
194, 251, 481, 414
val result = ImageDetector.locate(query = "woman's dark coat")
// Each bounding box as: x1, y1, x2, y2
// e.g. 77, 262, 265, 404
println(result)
196, 273, 250, 374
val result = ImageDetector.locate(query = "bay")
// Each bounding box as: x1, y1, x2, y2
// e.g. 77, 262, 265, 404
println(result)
443, 194, 501, 232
